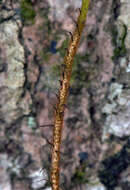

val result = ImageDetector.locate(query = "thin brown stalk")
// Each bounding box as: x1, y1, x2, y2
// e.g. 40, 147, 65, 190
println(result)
50, 1, 90, 189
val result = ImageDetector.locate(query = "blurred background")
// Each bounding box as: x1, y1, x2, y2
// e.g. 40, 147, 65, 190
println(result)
0, 0, 130, 189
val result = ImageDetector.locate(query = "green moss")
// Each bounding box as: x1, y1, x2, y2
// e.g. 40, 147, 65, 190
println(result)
51, 64, 60, 78
71, 55, 87, 85
47, 38, 90, 93
49, 54, 88, 93
111, 23, 127, 60
57, 38, 69, 57
21, 0, 36, 25
72, 168, 88, 184
39, 6, 52, 35
40, 51, 50, 62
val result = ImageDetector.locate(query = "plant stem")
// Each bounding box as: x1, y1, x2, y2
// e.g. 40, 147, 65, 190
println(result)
50, 1, 90, 189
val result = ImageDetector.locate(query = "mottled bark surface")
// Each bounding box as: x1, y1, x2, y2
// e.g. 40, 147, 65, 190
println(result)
0, 0, 130, 190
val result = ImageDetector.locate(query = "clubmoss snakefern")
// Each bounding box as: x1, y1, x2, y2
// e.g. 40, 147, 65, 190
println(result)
50, 1, 90, 189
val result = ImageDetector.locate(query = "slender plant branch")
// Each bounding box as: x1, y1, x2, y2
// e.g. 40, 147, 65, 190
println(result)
50, 0, 90, 189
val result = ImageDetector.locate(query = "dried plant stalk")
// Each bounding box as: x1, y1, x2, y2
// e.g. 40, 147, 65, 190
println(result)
50, 0, 90, 189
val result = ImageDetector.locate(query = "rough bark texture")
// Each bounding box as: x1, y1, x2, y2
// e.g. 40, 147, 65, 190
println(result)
0, 0, 130, 190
